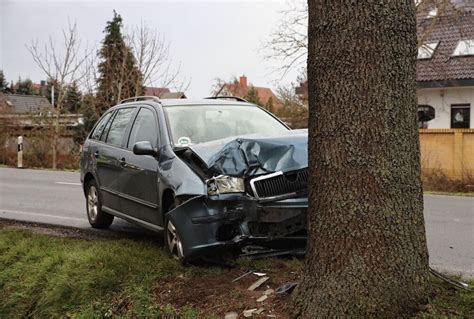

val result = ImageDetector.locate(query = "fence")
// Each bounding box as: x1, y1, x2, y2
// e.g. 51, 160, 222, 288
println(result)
419, 129, 474, 180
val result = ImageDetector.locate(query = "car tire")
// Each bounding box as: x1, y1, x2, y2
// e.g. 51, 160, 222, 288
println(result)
164, 215, 186, 262
86, 179, 114, 229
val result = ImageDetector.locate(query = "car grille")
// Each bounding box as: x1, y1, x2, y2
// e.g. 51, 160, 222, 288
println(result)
250, 169, 308, 200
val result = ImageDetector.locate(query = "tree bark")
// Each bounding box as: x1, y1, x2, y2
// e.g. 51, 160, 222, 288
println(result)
292, 1, 430, 317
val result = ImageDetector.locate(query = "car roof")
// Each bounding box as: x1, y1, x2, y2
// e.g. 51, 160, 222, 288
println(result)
158, 98, 255, 107
114, 98, 255, 109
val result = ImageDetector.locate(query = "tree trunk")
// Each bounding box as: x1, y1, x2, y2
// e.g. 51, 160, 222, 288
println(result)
52, 111, 59, 170
292, 1, 429, 317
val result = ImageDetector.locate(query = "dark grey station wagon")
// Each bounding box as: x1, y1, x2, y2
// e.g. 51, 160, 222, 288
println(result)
80, 96, 308, 261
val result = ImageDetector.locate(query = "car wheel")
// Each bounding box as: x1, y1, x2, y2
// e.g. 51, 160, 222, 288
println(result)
165, 216, 185, 261
86, 179, 114, 228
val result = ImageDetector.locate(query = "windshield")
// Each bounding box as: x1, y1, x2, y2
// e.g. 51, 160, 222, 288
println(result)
164, 104, 289, 146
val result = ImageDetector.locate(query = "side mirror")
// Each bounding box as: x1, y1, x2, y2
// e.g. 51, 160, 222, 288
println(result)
133, 141, 157, 156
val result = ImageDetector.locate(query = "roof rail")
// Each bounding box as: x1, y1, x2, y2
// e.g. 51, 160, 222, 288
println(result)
119, 96, 161, 104
204, 96, 249, 103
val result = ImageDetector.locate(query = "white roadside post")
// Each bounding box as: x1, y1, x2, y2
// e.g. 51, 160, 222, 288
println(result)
17, 136, 23, 168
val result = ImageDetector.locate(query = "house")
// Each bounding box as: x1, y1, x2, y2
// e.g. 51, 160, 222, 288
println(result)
416, 2, 474, 129
144, 87, 170, 97
0, 93, 52, 114
144, 87, 187, 99
215, 76, 283, 113
161, 92, 187, 99
294, 1, 474, 129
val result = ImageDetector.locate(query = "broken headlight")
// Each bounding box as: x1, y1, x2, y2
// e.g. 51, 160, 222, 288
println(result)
206, 175, 245, 195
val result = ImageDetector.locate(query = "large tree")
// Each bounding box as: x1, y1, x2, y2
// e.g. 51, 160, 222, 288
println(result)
96, 11, 143, 112
0, 70, 9, 93
292, 1, 430, 317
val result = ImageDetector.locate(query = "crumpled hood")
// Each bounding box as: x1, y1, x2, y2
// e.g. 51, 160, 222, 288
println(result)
184, 129, 308, 177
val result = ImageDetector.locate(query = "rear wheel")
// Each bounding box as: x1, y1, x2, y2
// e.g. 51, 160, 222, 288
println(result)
86, 179, 114, 228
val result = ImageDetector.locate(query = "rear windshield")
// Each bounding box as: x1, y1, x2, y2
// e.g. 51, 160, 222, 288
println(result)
163, 104, 288, 146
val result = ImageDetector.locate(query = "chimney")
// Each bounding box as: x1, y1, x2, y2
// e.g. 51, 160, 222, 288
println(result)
239, 75, 247, 87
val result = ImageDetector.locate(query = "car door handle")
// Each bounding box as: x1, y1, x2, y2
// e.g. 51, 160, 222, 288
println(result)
119, 157, 126, 167
94, 151, 99, 159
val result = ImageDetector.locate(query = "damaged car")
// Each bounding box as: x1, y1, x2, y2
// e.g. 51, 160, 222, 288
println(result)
80, 96, 308, 261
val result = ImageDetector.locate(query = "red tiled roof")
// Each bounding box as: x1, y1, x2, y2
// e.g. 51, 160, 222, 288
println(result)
417, 11, 474, 82
144, 87, 170, 97
219, 76, 283, 111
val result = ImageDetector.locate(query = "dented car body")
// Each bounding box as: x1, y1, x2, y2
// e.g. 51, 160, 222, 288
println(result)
80, 97, 308, 260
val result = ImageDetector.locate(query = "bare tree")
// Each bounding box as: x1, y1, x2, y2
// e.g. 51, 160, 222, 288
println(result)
28, 21, 91, 169
126, 22, 189, 96
262, 0, 308, 77
263, 0, 462, 77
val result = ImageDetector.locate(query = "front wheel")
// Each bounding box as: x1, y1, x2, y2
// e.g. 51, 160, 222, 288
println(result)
165, 216, 185, 261
86, 179, 114, 228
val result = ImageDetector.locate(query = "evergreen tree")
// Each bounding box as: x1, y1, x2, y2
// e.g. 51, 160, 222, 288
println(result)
15, 78, 36, 95
0, 70, 9, 93
96, 11, 143, 113
64, 82, 82, 113
244, 86, 263, 107
265, 96, 274, 113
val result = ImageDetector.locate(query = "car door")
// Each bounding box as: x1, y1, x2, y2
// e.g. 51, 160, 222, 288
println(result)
95, 107, 137, 213
119, 106, 160, 225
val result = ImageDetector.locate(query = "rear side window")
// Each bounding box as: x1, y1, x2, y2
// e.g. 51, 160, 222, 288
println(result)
90, 112, 112, 140
128, 108, 158, 149
105, 108, 135, 147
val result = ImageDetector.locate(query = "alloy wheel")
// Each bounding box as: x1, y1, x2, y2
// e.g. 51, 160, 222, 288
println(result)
166, 220, 184, 260
87, 185, 98, 222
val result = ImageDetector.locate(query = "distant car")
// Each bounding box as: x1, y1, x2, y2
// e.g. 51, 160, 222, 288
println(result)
80, 96, 308, 261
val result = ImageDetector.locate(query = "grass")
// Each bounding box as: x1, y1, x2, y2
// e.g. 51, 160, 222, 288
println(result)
0, 225, 472, 318
0, 226, 219, 318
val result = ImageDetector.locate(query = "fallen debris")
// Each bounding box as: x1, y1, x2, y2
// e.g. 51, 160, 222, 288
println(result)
248, 276, 270, 291
255, 308, 265, 315
275, 282, 298, 295
253, 272, 267, 277
257, 295, 268, 302
224, 311, 238, 319
263, 289, 274, 295
232, 270, 253, 282
243, 308, 258, 317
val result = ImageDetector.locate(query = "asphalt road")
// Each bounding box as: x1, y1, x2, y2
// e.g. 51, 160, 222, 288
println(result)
1, 167, 473, 277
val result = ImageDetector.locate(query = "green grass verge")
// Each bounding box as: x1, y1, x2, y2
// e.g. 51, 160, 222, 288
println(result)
0, 226, 472, 318
0, 226, 219, 318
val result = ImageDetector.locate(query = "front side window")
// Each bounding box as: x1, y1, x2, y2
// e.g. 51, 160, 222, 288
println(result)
451, 105, 470, 129
164, 104, 288, 146
106, 108, 135, 147
90, 112, 112, 140
128, 108, 158, 149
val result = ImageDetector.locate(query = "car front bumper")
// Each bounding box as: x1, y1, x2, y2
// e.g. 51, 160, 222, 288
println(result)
168, 194, 307, 259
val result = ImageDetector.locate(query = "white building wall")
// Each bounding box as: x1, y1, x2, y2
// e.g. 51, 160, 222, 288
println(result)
417, 86, 474, 128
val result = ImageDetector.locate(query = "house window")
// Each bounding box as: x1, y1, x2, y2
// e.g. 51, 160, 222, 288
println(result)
451, 104, 470, 129
418, 42, 439, 59
453, 40, 474, 56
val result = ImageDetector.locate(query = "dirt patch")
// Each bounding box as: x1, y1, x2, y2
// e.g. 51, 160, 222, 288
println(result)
0, 218, 158, 242
153, 260, 302, 318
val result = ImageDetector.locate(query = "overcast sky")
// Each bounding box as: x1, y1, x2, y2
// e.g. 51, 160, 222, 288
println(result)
0, 0, 300, 98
